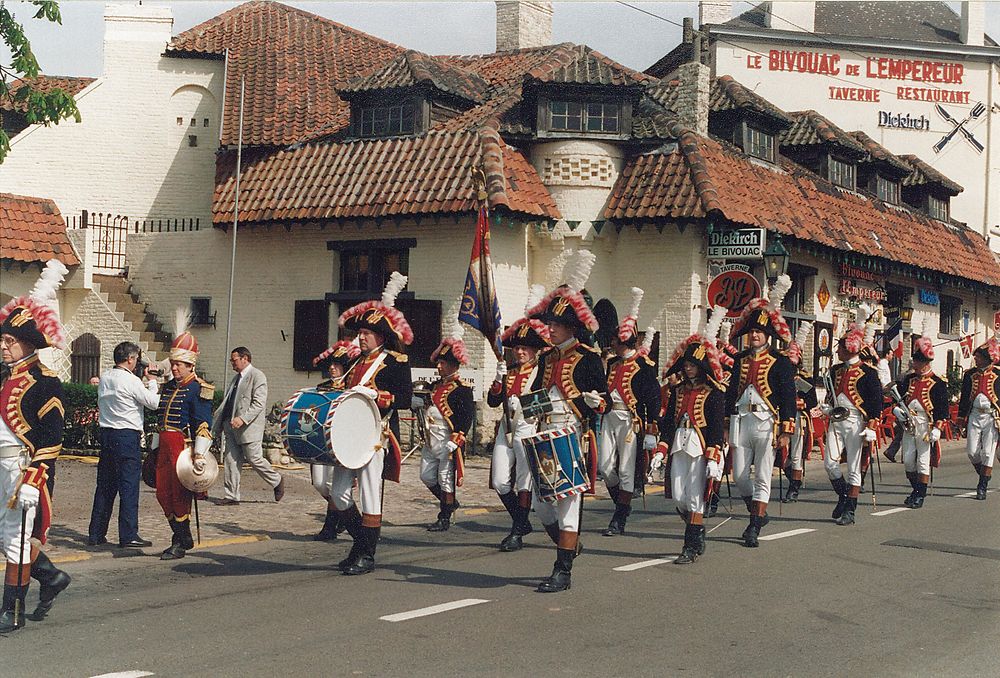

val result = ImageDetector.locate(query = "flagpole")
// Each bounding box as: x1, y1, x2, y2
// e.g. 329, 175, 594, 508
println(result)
221, 76, 245, 391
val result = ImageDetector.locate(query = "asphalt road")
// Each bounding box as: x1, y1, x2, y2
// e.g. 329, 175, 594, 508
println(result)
5, 449, 1000, 678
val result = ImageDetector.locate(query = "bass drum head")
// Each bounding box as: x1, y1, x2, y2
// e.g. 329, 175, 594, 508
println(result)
327, 391, 383, 469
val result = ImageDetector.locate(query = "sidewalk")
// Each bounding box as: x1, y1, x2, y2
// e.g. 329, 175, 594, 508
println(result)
44, 440, 970, 564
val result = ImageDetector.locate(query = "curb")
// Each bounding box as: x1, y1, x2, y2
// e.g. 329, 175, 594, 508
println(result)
51, 534, 270, 565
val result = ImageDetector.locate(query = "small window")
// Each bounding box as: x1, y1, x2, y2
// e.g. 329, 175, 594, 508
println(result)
188, 135, 198, 147
340, 248, 407, 294
877, 175, 900, 204
828, 156, 856, 190
358, 101, 416, 138
190, 118, 196, 127
939, 294, 961, 335
203, 118, 209, 127
744, 124, 775, 162
176, 117, 184, 126
550, 100, 620, 133
928, 195, 949, 221
190, 297, 215, 327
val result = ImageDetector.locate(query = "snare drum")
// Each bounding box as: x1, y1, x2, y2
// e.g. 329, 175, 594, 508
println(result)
523, 426, 589, 503
281, 388, 382, 469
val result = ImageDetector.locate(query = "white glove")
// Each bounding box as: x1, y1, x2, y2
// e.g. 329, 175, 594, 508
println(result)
643, 434, 657, 450
929, 427, 941, 443
507, 396, 520, 412
862, 428, 877, 443
706, 459, 723, 481
495, 361, 508, 381
17, 483, 40, 511
193, 436, 213, 472
819, 403, 833, 417
650, 451, 665, 470
582, 391, 603, 408
411, 395, 425, 410
352, 385, 379, 400
150, 432, 160, 451
446, 440, 459, 453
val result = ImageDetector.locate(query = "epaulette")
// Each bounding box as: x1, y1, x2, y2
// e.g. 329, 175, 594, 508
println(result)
641, 355, 655, 368
387, 350, 409, 363
39, 365, 59, 379
458, 378, 473, 389
198, 378, 215, 401
577, 343, 601, 355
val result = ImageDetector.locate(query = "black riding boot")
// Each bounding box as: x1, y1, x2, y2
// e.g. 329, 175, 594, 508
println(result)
707, 491, 720, 518
831, 477, 849, 519
343, 526, 378, 576
0, 582, 28, 632
976, 473, 990, 500
742, 515, 761, 548
835, 497, 857, 525
911, 482, 927, 509
783, 478, 801, 503
160, 519, 187, 560
537, 548, 574, 593
314, 508, 340, 541
675, 524, 699, 564
742, 496, 752, 513
337, 506, 365, 571
500, 504, 533, 552
30, 552, 70, 619
498, 492, 521, 551
603, 502, 630, 536
427, 499, 455, 532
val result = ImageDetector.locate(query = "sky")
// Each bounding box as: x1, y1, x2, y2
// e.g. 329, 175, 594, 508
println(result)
7, 1, 1000, 79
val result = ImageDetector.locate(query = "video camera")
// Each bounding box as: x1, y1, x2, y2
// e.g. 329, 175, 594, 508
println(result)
133, 354, 163, 379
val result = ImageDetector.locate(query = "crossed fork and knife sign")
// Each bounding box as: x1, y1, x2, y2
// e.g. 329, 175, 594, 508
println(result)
934, 101, 986, 153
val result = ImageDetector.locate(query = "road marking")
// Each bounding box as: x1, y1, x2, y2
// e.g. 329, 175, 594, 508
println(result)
953, 491, 985, 498
613, 557, 676, 571
89, 672, 155, 678
51, 552, 92, 564
871, 507, 910, 516
758, 528, 815, 541
380, 598, 491, 622
192, 534, 269, 549
462, 508, 490, 516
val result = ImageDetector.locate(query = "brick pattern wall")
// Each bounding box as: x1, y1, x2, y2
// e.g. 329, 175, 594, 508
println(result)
671, 62, 710, 136
495, 1, 553, 52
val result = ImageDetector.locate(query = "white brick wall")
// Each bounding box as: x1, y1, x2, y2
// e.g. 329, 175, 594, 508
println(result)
495, 1, 553, 52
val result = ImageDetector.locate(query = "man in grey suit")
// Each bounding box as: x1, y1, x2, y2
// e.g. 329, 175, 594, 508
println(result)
214, 347, 284, 504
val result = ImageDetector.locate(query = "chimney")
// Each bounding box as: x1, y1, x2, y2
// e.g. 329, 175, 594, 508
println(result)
961, 2, 984, 46
103, 3, 173, 75
496, 1, 553, 52
673, 61, 710, 136
698, 1, 731, 28
766, 1, 815, 33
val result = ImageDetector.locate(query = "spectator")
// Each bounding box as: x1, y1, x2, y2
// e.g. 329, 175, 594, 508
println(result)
88, 376, 100, 386
213, 347, 284, 504
88, 341, 159, 548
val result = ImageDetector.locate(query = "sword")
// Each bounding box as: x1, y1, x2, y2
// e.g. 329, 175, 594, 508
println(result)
193, 495, 201, 545
15, 507, 27, 628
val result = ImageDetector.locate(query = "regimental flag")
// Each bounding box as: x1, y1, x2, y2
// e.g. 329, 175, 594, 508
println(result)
884, 317, 904, 360
960, 333, 975, 359
459, 206, 503, 359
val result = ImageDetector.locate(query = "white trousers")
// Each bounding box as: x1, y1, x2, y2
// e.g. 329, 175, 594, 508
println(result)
787, 414, 805, 472
420, 437, 455, 493
824, 413, 865, 487
901, 430, 932, 476
491, 418, 534, 495
966, 408, 998, 469
670, 453, 707, 515
311, 464, 333, 500
730, 413, 776, 502
532, 419, 583, 533
598, 411, 637, 493
329, 451, 385, 516
0, 457, 35, 564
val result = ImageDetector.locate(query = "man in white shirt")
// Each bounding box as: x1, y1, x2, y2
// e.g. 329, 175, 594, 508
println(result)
87, 342, 160, 548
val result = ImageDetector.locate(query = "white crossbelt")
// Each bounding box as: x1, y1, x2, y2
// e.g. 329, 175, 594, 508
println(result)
0, 445, 25, 459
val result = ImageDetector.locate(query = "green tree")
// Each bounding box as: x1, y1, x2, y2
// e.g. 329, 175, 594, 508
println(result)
0, 0, 80, 162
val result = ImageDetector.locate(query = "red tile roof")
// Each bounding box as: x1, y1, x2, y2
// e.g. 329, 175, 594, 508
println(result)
212, 125, 559, 225
900, 153, 964, 194
340, 50, 489, 104
850, 130, 911, 176
166, 0, 402, 146
1, 75, 95, 113
0, 193, 80, 266
781, 110, 867, 156
604, 126, 1000, 287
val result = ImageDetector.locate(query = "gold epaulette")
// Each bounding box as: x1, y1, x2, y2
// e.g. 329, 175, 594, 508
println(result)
198, 378, 215, 401
387, 350, 409, 363
641, 355, 655, 368
39, 365, 59, 378
578, 343, 601, 355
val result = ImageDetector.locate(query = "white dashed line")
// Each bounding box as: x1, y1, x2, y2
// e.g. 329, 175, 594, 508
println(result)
89, 672, 155, 678
954, 491, 981, 498
380, 598, 491, 622
758, 528, 816, 541
871, 507, 910, 516
613, 557, 677, 571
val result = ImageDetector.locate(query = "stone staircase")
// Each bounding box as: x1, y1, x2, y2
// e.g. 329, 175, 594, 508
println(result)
92, 274, 173, 361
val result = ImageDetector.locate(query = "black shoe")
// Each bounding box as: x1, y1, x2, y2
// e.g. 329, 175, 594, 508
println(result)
0, 584, 28, 632
314, 510, 340, 541
342, 554, 375, 575
910, 489, 926, 509
342, 526, 377, 576
903, 490, 917, 508
29, 552, 69, 620
602, 504, 629, 536
742, 517, 760, 548
86, 536, 108, 546
537, 548, 574, 593
273, 477, 286, 502
835, 499, 857, 525
675, 544, 697, 565
427, 517, 451, 532
0, 608, 25, 632
119, 538, 153, 548
159, 544, 186, 560
707, 493, 720, 518
832, 494, 848, 519
782, 480, 801, 503
337, 543, 363, 571
499, 531, 524, 552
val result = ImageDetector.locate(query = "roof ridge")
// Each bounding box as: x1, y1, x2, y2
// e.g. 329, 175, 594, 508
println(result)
669, 125, 724, 215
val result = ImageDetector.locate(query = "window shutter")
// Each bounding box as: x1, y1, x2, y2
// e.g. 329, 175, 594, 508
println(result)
395, 298, 441, 368
293, 300, 329, 371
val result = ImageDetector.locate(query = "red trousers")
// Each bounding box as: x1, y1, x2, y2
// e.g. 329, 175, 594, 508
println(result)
156, 430, 193, 521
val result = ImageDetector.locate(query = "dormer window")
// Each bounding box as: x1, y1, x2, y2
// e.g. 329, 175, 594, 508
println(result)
358, 101, 417, 138
549, 100, 620, 133
876, 175, 900, 205
828, 156, 856, 190
743, 123, 775, 163
928, 195, 949, 221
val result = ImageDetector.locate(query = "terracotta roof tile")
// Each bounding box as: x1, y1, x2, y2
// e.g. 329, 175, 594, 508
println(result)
899, 153, 964, 194
604, 131, 999, 287
166, 0, 403, 146
849, 130, 912, 175
1, 75, 95, 114
340, 50, 489, 104
0, 193, 80, 266
781, 110, 867, 156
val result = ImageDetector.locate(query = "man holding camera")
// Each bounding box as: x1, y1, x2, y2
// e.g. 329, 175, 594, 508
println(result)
87, 342, 160, 548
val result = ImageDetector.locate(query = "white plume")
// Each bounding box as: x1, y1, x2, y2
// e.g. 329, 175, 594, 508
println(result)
855, 302, 873, 326
625, 287, 644, 319
640, 326, 655, 353
863, 318, 876, 345
705, 305, 728, 342
768, 274, 792, 310
174, 307, 190, 336
545, 249, 573, 290
565, 249, 596, 293
381, 271, 408, 308
794, 321, 814, 348
28, 259, 69, 308
525, 284, 546, 314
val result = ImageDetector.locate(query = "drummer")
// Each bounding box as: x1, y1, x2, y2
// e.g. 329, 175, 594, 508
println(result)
309, 340, 360, 541
420, 326, 475, 533
525, 250, 606, 593
333, 272, 413, 576
487, 286, 551, 552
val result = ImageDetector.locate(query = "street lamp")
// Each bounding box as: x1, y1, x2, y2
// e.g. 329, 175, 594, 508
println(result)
762, 233, 790, 283
899, 305, 914, 322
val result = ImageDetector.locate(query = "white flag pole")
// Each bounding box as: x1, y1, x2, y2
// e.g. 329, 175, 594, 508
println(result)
221, 76, 245, 391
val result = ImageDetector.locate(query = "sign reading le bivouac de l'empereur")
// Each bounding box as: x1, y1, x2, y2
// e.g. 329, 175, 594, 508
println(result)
707, 228, 765, 260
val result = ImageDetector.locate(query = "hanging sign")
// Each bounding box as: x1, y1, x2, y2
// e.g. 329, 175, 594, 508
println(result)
706, 228, 765, 260
707, 269, 762, 318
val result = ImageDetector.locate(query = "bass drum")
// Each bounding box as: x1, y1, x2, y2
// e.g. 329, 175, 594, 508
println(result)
281, 388, 383, 469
